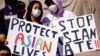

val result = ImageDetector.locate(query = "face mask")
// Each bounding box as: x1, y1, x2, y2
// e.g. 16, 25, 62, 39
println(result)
49, 5, 58, 13
31, 9, 41, 17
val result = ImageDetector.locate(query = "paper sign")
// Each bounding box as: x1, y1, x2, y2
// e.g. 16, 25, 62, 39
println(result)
7, 18, 59, 56
49, 14, 99, 55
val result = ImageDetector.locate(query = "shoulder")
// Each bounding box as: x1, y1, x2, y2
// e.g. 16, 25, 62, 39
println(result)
64, 10, 75, 15
63, 10, 77, 18
0, 7, 8, 12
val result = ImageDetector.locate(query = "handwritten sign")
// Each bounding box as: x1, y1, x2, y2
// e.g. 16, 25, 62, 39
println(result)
7, 18, 59, 56
49, 14, 99, 55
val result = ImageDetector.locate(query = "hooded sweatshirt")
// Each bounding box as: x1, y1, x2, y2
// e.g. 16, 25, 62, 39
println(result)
41, 0, 76, 26
41, 0, 76, 56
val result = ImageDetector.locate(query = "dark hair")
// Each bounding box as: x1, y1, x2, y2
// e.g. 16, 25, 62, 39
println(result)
16, 1, 26, 9
26, 1, 43, 24
45, 0, 53, 6
0, 45, 11, 56
16, 1, 26, 16
4, 0, 18, 8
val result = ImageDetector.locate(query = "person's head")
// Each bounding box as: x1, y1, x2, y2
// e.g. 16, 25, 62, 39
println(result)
4, 0, 18, 8
26, 1, 43, 24
16, 1, 26, 16
0, 45, 11, 56
45, 0, 63, 14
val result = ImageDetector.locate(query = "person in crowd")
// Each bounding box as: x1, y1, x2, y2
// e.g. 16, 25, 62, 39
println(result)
0, 45, 11, 56
26, 1, 43, 24
41, 0, 76, 56
0, 0, 23, 36
0, 11, 7, 46
16, 1, 26, 17
41, 0, 76, 26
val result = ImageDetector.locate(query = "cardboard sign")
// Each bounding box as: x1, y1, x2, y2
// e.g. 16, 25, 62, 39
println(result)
49, 14, 99, 55
7, 18, 59, 56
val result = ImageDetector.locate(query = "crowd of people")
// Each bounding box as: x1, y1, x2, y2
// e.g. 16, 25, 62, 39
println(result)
0, 0, 76, 56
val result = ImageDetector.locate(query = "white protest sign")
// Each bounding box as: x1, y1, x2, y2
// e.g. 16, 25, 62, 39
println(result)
49, 14, 99, 55
7, 18, 59, 56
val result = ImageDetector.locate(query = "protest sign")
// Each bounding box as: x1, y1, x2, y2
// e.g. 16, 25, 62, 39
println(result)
48, 14, 99, 55
7, 18, 59, 56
